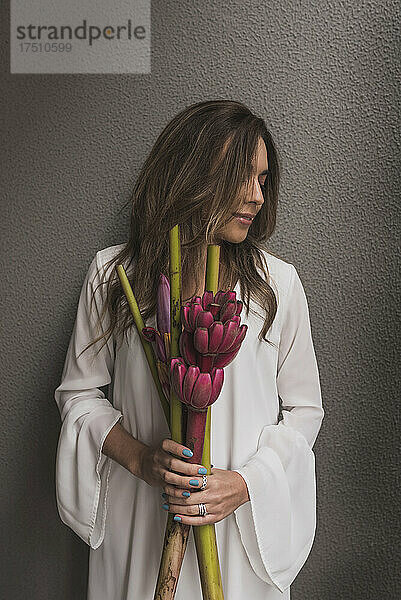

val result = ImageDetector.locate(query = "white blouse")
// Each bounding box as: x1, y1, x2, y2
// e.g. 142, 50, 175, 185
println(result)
54, 243, 324, 600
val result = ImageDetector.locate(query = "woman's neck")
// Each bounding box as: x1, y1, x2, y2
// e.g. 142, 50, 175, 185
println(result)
181, 244, 231, 302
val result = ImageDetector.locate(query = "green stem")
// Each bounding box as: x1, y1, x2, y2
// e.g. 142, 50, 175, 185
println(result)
169, 225, 184, 444
116, 265, 170, 426
153, 225, 189, 600
193, 244, 224, 600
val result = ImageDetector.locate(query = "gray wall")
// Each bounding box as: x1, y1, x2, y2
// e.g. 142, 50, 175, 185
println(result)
1, 1, 399, 598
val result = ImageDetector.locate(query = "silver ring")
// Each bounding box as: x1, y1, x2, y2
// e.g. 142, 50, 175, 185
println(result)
198, 502, 208, 516
200, 474, 207, 491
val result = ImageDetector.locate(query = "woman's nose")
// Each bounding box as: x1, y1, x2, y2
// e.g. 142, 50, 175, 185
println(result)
249, 178, 264, 206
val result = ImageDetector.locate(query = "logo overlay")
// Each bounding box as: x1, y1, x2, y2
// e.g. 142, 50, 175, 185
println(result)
10, 0, 150, 74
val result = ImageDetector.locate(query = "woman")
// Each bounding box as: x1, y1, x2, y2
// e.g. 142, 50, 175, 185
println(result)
54, 99, 324, 599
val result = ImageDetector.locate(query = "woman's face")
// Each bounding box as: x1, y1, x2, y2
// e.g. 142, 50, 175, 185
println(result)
217, 136, 268, 243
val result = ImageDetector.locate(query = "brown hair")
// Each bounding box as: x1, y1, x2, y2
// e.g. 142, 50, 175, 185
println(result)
84, 99, 284, 357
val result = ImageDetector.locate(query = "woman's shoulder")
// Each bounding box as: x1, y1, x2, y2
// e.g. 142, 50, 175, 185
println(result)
259, 248, 295, 299
95, 243, 127, 267
84, 243, 127, 289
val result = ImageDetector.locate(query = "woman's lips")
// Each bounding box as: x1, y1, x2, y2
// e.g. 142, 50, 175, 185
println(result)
233, 213, 253, 225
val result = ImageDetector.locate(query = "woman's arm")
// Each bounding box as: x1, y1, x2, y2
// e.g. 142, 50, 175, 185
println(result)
102, 421, 148, 479
54, 250, 125, 549
232, 262, 324, 593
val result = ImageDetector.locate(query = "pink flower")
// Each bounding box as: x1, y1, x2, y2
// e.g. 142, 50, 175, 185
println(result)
170, 359, 224, 411
179, 290, 248, 372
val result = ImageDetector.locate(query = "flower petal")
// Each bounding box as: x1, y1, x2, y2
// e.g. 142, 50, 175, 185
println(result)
171, 359, 187, 401
201, 291, 214, 310
190, 372, 212, 409
189, 303, 203, 330
208, 321, 224, 353
213, 346, 241, 368
219, 299, 237, 322
155, 331, 167, 362
179, 330, 198, 365
183, 365, 200, 404
181, 305, 192, 332
157, 273, 171, 335
210, 368, 224, 404
193, 327, 209, 354
219, 320, 239, 353
235, 299, 243, 316
196, 310, 214, 329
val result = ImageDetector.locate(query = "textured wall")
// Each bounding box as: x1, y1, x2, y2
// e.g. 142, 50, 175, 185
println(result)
1, 1, 399, 598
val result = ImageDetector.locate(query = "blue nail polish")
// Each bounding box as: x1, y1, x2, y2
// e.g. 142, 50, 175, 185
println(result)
174, 515, 182, 522
182, 491, 190, 497
182, 448, 193, 457
162, 503, 169, 510
198, 467, 207, 475
189, 479, 199, 486
162, 492, 168, 499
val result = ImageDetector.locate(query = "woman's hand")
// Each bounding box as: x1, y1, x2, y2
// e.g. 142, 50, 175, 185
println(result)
139, 437, 209, 489
162, 467, 250, 525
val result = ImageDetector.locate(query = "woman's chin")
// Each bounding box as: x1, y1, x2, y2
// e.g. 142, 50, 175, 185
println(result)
215, 221, 250, 244
221, 232, 248, 244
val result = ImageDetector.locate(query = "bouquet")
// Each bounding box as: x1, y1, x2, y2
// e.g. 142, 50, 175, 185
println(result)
117, 225, 248, 599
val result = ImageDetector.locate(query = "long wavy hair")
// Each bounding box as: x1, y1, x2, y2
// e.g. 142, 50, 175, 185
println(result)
84, 99, 285, 357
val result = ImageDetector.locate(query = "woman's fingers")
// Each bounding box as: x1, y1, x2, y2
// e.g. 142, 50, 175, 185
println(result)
162, 469, 204, 489
167, 503, 204, 515
159, 438, 207, 479
160, 496, 221, 525
162, 484, 195, 500
164, 455, 207, 477
162, 438, 193, 458
162, 484, 215, 503
171, 514, 220, 526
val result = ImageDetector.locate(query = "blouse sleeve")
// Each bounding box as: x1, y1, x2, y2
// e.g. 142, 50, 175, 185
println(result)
54, 252, 124, 549
233, 263, 325, 593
